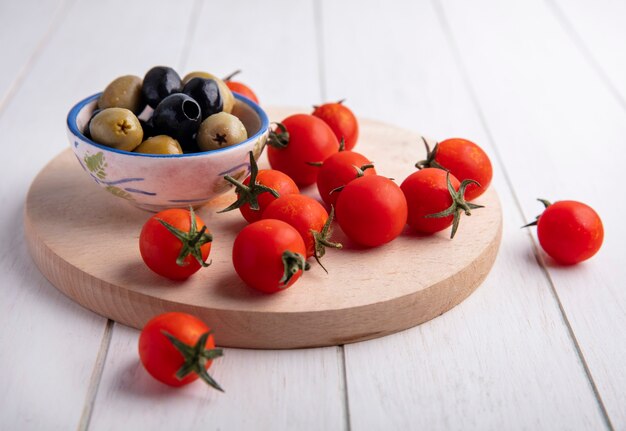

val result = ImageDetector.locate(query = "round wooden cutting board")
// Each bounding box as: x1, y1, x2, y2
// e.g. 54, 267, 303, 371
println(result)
25, 108, 502, 349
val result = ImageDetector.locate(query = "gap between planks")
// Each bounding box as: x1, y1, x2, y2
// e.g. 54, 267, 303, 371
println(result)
431, 0, 615, 429
0, 0, 76, 120
315, 2, 351, 428
77, 319, 114, 431
544, 0, 626, 112
177, 0, 204, 74
75, 2, 207, 427
313, 0, 328, 103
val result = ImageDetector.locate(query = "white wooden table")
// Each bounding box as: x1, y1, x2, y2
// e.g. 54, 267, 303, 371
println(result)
2, 0, 624, 429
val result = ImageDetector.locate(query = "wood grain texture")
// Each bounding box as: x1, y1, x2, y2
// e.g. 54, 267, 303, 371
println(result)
24, 109, 501, 349
321, 0, 610, 428
441, 0, 626, 427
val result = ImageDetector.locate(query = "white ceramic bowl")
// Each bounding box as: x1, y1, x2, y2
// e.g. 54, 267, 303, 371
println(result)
66, 92, 269, 211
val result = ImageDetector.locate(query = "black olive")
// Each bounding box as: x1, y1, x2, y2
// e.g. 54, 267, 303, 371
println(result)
179, 135, 202, 153
152, 94, 202, 141
139, 117, 157, 140
182, 78, 223, 120
142, 66, 182, 108
84, 108, 102, 139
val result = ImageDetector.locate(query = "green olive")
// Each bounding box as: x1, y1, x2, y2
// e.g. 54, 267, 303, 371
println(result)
182, 71, 234, 113
197, 112, 248, 151
134, 135, 183, 155
89, 108, 143, 152
98, 75, 144, 114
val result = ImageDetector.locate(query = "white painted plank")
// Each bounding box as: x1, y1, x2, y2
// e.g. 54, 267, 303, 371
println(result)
440, 0, 626, 428
0, 0, 67, 108
321, 0, 608, 429
184, 0, 322, 106
0, 0, 195, 429
88, 1, 346, 429
90, 325, 346, 431
549, 0, 626, 105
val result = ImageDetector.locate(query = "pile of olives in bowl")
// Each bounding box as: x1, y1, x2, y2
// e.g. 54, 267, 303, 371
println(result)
67, 66, 268, 211
86, 66, 250, 155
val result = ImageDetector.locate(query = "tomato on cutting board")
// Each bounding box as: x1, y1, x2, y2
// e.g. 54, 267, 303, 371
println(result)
138, 312, 223, 390
401, 168, 483, 239
316, 149, 376, 207
312, 100, 359, 151
232, 219, 310, 293
263, 194, 342, 271
139, 207, 212, 280
267, 114, 340, 187
218, 151, 299, 222
335, 175, 407, 247
223, 70, 259, 104
416, 137, 492, 200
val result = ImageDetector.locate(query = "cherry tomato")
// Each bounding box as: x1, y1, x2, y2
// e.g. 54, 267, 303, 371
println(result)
416, 137, 492, 200
232, 219, 310, 293
263, 194, 342, 269
226, 81, 259, 104
335, 175, 407, 247
401, 168, 482, 238
138, 312, 223, 390
316, 150, 376, 207
267, 114, 340, 187
139, 208, 212, 280
312, 100, 359, 151
219, 151, 299, 223
526, 199, 603, 265
223, 70, 259, 104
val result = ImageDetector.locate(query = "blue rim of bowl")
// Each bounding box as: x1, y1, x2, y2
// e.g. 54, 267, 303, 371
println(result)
67, 92, 270, 158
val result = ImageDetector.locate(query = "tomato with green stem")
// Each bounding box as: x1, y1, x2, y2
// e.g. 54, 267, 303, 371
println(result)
138, 312, 223, 390
400, 168, 483, 238
262, 194, 342, 271
316, 148, 376, 207
219, 151, 299, 222
139, 207, 212, 280
335, 175, 408, 247
223, 70, 259, 104
312, 100, 359, 151
267, 114, 340, 187
415, 137, 492, 200
523, 199, 603, 265
232, 219, 310, 293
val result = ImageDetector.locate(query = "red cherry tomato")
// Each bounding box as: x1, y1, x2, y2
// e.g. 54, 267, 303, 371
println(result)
223, 70, 259, 104
312, 101, 359, 151
139, 208, 212, 280
401, 168, 460, 234
226, 81, 259, 104
417, 137, 492, 200
267, 114, 340, 187
530, 200, 603, 265
263, 194, 342, 266
238, 171, 299, 222
316, 150, 376, 207
138, 312, 223, 390
219, 151, 299, 223
335, 175, 407, 247
401, 168, 482, 238
232, 219, 310, 293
